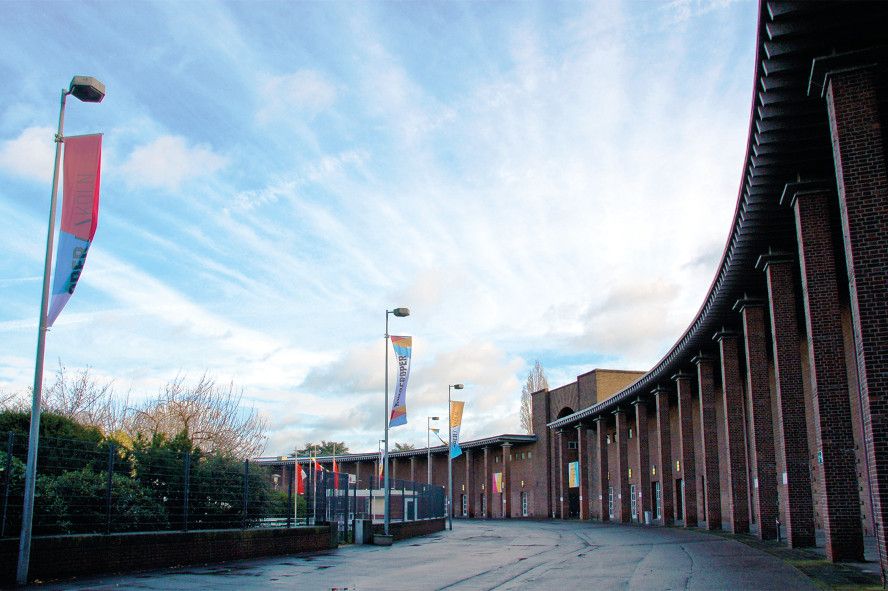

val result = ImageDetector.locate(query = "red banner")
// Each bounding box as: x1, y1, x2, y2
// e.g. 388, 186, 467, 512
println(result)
61, 134, 102, 241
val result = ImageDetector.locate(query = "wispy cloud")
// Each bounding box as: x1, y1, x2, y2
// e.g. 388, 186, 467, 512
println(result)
0, 126, 54, 183
118, 135, 228, 191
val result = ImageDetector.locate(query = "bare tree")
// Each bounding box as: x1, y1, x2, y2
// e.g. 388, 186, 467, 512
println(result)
393, 442, 415, 451
42, 362, 128, 435
128, 373, 268, 458
520, 360, 548, 434
0, 389, 24, 411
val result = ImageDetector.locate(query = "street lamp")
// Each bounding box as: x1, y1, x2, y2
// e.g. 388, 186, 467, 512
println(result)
383, 307, 409, 537
427, 416, 439, 485
448, 383, 464, 531
17, 75, 105, 586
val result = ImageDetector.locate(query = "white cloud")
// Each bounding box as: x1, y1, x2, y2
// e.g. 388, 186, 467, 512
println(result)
118, 135, 227, 191
0, 126, 54, 183
256, 69, 338, 123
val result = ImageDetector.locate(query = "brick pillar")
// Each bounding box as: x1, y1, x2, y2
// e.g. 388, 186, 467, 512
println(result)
787, 185, 864, 561
758, 251, 816, 547
502, 443, 512, 518
822, 62, 888, 572
632, 397, 651, 524
735, 298, 779, 540
483, 446, 490, 519
410, 456, 416, 483
391, 457, 398, 482
576, 424, 587, 520
465, 449, 474, 517
557, 430, 567, 519
715, 329, 750, 533
674, 371, 698, 527
692, 353, 721, 530
654, 386, 674, 525
614, 409, 631, 523
594, 416, 610, 522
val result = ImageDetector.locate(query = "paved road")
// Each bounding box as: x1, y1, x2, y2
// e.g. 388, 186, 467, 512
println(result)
35, 520, 816, 591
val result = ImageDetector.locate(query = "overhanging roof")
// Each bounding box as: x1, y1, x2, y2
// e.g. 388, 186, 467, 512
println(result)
549, 1, 888, 430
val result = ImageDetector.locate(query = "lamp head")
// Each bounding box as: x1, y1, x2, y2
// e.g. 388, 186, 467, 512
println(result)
392, 307, 410, 317
69, 76, 105, 103
430, 416, 440, 421
452, 384, 464, 390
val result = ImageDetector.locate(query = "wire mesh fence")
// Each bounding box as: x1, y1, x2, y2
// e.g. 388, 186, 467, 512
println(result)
0, 433, 445, 543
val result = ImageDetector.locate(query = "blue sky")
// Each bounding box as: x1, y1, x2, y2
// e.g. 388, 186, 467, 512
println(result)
0, 0, 756, 455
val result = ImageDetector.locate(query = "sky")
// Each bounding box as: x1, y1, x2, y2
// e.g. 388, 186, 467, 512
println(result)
0, 0, 757, 457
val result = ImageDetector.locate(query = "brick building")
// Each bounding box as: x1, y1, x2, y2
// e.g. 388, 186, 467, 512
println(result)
278, 0, 888, 581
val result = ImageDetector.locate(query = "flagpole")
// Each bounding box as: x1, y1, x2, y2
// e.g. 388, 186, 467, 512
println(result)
448, 385, 452, 531
313, 445, 318, 524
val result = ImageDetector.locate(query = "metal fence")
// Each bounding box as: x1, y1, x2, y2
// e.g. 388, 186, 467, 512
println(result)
0, 433, 444, 544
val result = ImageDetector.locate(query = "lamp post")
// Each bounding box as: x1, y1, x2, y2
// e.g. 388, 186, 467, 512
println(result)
383, 307, 409, 537
448, 383, 464, 531
427, 416, 439, 485
17, 76, 105, 586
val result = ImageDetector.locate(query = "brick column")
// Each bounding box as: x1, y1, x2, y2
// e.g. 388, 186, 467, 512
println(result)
502, 443, 512, 518
632, 397, 651, 524
410, 456, 416, 483
758, 251, 816, 547
654, 386, 674, 526
614, 409, 631, 523
715, 329, 750, 533
483, 446, 490, 519
735, 298, 779, 540
787, 185, 864, 561
820, 61, 888, 571
465, 449, 474, 517
692, 353, 721, 530
594, 416, 610, 522
556, 430, 567, 519
674, 371, 698, 527
576, 424, 587, 520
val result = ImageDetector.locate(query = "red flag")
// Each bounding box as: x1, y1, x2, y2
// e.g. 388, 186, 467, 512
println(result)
314, 457, 322, 472
333, 458, 339, 489
296, 463, 304, 494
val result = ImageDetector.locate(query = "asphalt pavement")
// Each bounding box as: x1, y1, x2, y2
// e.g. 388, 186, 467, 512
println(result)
30, 519, 818, 591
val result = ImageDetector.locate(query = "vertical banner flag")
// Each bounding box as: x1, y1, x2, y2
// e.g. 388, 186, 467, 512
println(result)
388, 336, 412, 427
450, 400, 465, 459
377, 453, 383, 482
492, 472, 503, 494
297, 463, 305, 494
48, 134, 102, 327
568, 461, 580, 488
333, 458, 339, 489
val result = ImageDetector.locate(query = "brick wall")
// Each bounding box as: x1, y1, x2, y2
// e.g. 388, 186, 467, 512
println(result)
2, 525, 337, 584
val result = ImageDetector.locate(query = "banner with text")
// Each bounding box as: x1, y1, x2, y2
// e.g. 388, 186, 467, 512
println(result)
568, 461, 580, 488
450, 400, 465, 459
492, 472, 503, 494
388, 335, 412, 427
48, 134, 102, 327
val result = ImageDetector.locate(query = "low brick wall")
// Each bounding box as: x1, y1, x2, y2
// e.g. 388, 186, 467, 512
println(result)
1, 525, 337, 584
373, 518, 445, 541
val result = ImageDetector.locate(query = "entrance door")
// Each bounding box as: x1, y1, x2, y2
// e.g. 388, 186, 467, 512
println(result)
608, 486, 614, 520
630, 484, 637, 522
461, 494, 467, 517
521, 491, 528, 517
653, 481, 662, 521
675, 479, 684, 521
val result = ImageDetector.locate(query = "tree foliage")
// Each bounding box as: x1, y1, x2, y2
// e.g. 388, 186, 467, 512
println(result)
393, 442, 415, 451
296, 441, 348, 456
520, 360, 548, 434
